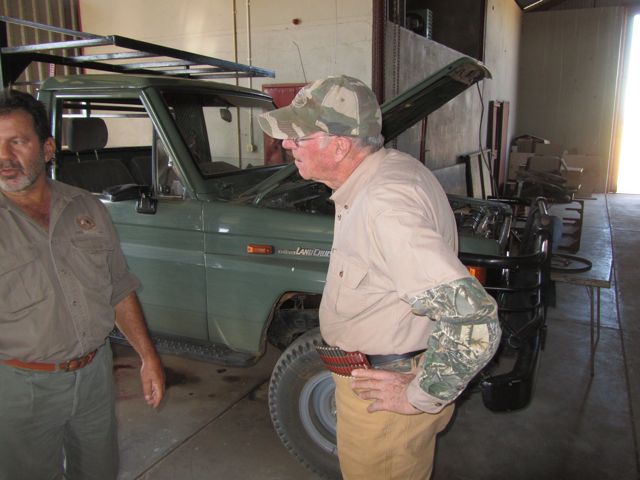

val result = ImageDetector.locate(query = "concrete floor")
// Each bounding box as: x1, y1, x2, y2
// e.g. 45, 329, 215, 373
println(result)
112, 193, 640, 480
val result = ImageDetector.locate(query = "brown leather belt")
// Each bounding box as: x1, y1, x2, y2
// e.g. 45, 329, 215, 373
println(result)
1, 350, 98, 372
316, 344, 424, 376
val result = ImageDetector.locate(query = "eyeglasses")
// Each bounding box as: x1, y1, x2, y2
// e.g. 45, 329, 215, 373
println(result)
290, 134, 335, 147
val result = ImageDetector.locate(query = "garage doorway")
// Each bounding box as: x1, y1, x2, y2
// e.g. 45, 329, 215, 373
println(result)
617, 13, 640, 194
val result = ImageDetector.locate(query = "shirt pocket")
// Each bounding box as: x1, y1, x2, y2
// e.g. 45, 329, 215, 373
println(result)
69, 235, 114, 290
0, 246, 49, 317
323, 253, 370, 323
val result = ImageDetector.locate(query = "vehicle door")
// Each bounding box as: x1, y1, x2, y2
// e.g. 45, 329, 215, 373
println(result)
51, 93, 208, 341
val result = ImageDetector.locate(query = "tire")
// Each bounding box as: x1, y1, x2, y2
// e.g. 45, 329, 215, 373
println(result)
268, 328, 341, 480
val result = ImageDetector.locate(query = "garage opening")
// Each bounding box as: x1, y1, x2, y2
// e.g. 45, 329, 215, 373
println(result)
616, 13, 640, 194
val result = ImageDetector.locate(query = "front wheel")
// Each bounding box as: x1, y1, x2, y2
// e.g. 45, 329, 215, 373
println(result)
268, 328, 341, 479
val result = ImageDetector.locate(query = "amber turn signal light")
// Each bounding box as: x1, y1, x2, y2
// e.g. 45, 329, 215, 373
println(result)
247, 244, 274, 255
467, 265, 487, 285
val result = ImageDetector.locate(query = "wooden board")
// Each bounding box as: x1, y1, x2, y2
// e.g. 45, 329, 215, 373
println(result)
463, 149, 493, 198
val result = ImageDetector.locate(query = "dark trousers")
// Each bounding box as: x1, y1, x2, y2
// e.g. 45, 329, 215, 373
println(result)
0, 342, 117, 480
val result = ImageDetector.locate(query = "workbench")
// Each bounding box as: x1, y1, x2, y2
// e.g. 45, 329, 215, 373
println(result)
549, 194, 613, 375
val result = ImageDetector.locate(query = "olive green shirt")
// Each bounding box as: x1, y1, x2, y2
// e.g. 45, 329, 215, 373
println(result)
0, 180, 139, 362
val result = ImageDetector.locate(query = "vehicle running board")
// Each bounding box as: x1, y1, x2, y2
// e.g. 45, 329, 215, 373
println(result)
109, 329, 258, 367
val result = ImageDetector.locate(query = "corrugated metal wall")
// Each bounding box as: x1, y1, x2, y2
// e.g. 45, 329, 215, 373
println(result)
2, 0, 80, 91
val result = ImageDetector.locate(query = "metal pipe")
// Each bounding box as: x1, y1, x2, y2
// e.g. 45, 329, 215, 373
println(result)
371, 0, 385, 103
232, 0, 242, 167
246, 0, 255, 151
246, 0, 253, 87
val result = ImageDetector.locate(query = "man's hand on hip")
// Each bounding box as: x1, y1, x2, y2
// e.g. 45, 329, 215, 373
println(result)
350, 369, 422, 415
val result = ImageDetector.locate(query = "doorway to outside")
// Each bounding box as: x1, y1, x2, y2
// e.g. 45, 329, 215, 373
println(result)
617, 13, 640, 194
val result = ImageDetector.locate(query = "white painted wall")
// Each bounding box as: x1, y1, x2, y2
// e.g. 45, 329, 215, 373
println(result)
78, 0, 373, 165
484, 0, 522, 150
79, 0, 373, 92
79, 0, 525, 182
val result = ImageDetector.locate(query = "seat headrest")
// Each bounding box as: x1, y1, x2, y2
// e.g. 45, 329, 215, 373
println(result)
64, 118, 108, 152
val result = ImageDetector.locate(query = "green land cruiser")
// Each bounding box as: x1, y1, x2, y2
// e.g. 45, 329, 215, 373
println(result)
2, 16, 552, 479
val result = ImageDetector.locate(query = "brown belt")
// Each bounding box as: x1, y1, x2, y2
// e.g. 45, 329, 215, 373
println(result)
316, 344, 424, 377
1, 350, 98, 373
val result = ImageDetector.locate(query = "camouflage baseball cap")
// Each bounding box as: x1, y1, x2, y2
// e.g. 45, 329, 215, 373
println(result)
258, 75, 382, 140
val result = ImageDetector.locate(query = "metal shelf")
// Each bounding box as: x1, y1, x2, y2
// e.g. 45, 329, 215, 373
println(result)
1, 16, 274, 87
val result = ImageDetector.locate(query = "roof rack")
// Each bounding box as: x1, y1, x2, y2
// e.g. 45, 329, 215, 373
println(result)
0, 16, 275, 87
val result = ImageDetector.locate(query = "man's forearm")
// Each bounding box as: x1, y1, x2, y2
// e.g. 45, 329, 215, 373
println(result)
114, 291, 165, 407
114, 292, 158, 361
409, 276, 501, 404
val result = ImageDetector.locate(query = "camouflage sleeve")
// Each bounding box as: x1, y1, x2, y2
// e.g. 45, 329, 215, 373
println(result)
406, 276, 501, 411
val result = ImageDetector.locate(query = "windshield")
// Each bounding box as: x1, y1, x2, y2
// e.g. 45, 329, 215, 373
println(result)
162, 90, 292, 174
52, 89, 295, 201
158, 89, 298, 200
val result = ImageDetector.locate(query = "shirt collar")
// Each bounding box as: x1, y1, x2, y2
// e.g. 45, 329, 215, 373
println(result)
47, 178, 83, 202
0, 192, 9, 210
331, 147, 387, 209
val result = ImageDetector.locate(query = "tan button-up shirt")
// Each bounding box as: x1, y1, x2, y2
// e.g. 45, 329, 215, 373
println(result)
319, 148, 470, 406
0, 180, 139, 362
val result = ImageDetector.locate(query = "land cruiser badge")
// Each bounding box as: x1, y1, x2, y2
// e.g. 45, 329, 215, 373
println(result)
277, 247, 331, 258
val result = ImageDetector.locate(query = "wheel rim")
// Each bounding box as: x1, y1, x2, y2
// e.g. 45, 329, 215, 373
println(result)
298, 370, 337, 455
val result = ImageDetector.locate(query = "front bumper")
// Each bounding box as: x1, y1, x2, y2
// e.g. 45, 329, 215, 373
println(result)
480, 323, 545, 411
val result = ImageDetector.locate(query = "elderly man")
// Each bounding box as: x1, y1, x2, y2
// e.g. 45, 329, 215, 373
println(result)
0, 89, 165, 480
258, 76, 501, 479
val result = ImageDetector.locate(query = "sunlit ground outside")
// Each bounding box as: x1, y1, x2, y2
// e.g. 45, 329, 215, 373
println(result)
617, 14, 640, 194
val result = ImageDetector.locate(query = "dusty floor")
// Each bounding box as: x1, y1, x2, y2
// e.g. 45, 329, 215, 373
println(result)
112, 193, 640, 480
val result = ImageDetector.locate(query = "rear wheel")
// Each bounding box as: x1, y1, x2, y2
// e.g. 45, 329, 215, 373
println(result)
268, 328, 341, 479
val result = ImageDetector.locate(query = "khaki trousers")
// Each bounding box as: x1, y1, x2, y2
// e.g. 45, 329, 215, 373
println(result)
333, 373, 454, 480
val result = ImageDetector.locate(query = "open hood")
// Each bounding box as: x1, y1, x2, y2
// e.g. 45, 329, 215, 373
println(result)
381, 56, 491, 142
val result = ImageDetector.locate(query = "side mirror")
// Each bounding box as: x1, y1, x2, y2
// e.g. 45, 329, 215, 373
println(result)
136, 187, 158, 214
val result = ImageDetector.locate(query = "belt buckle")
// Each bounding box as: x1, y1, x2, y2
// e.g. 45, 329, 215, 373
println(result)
373, 357, 413, 373
62, 359, 78, 372
61, 355, 87, 372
